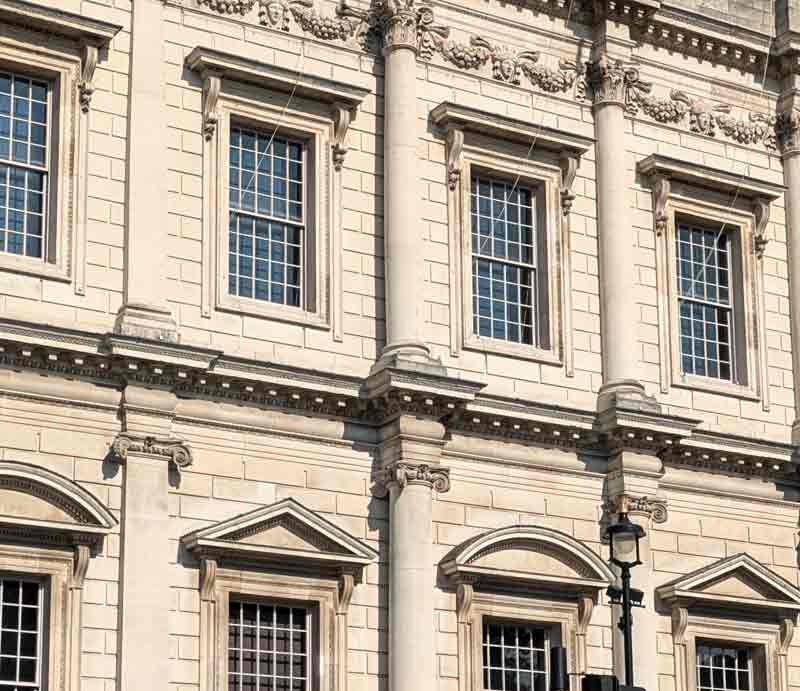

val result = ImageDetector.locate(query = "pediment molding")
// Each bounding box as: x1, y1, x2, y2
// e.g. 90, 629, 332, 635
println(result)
0, 461, 116, 548
181, 497, 378, 574
657, 553, 800, 617
440, 525, 614, 595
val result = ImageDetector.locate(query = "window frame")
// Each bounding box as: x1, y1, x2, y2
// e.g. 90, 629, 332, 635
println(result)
213, 568, 336, 691
464, 591, 573, 691
0, 44, 76, 283
0, 571, 49, 691
480, 615, 556, 691
214, 100, 330, 327
680, 619, 779, 691
456, 148, 563, 364
694, 639, 762, 691
226, 594, 319, 691
663, 196, 761, 400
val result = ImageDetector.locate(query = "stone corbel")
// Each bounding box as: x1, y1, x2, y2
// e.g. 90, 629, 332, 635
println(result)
445, 126, 464, 191
331, 103, 354, 171
71, 544, 91, 589
336, 571, 356, 691
111, 432, 194, 472
456, 581, 475, 691
201, 70, 223, 141
199, 557, 218, 691
671, 605, 690, 691
778, 615, 795, 691
652, 175, 671, 236
79, 43, 99, 112
559, 154, 578, 217
575, 594, 593, 674
753, 197, 770, 259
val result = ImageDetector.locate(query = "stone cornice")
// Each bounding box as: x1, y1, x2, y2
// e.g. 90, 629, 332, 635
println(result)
0, 321, 796, 483
0, 0, 122, 44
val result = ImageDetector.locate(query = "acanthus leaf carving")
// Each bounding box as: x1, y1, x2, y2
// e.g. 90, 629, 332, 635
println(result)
587, 55, 640, 106
777, 108, 800, 155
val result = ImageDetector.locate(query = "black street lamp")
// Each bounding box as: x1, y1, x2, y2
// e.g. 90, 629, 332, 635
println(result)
604, 500, 646, 687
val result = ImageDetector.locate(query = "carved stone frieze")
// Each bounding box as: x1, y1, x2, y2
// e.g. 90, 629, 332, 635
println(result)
440, 35, 492, 71
198, 0, 255, 14
375, 461, 451, 494
112, 432, 194, 469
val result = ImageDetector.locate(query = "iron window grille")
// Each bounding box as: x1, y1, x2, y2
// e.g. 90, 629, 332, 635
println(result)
0, 576, 44, 691
696, 643, 753, 691
0, 72, 50, 260
228, 126, 306, 309
471, 176, 537, 346
228, 600, 311, 691
482, 620, 548, 691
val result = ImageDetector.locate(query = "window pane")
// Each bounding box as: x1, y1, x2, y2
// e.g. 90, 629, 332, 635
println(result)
676, 223, 733, 382
0, 577, 43, 688
483, 621, 547, 691
696, 643, 752, 691
228, 600, 309, 691
471, 175, 538, 346
228, 127, 305, 308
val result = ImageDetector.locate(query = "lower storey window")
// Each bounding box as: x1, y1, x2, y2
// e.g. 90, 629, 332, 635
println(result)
228, 600, 309, 691
483, 620, 547, 691
0, 577, 43, 691
697, 643, 752, 691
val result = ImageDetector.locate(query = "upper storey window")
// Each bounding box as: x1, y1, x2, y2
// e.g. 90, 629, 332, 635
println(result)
676, 222, 734, 382
228, 126, 305, 309
471, 176, 537, 346
483, 620, 548, 691
0, 71, 49, 260
0, 576, 44, 691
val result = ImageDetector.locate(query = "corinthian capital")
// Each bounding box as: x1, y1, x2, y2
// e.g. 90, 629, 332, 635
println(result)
777, 108, 800, 156
376, 0, 447, 56
588, 54, 636, 107
374, 461, 451, 495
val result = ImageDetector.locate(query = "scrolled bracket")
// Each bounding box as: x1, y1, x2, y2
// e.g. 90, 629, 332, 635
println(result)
559, 155, 578, 217
79, 43, 99, 113
652, 175, 671, 236
202, 71, 223, 141
71, 544, 91, 589
332, 103, 353, 171
753, 197, 770, 259
337, 571, 355, 615
445, 126, 464, 192
200, 557, 218, 602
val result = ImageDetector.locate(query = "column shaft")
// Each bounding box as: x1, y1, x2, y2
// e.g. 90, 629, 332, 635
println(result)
389, 481, 435, 691
782, 150, 800, 438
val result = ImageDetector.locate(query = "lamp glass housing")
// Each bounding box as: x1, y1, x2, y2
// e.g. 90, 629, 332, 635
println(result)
606, 513, 645, 568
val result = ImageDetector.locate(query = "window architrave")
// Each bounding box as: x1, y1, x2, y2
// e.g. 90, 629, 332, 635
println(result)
441, 525, 615, 691
657, 553, 800, 691
431, 102, 591, 374
638, 154, 783, 409
181, 497, 378, 691
0, 4, 120, 291
186, 47, 369, 341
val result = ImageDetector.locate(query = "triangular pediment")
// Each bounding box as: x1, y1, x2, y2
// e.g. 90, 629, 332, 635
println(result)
656, 554, 800, 614
181, 498, 377, 570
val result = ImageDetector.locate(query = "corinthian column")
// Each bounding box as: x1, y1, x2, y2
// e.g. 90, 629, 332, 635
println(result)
377, 416, 448, 691
777, 98, 800, 440
375, 1, 442, 371
589, 55, 658, 414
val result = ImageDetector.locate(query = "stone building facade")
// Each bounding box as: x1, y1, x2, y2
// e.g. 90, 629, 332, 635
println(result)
3, 1, 800, 691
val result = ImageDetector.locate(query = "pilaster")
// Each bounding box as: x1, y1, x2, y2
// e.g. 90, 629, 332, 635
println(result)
605, 450, 665, 691
777, 88, 800, 441
113, 385, 190, 691
115, 0, 177, 342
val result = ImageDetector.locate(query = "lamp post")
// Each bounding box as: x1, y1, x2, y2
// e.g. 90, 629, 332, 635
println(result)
604, 498, 646, 687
